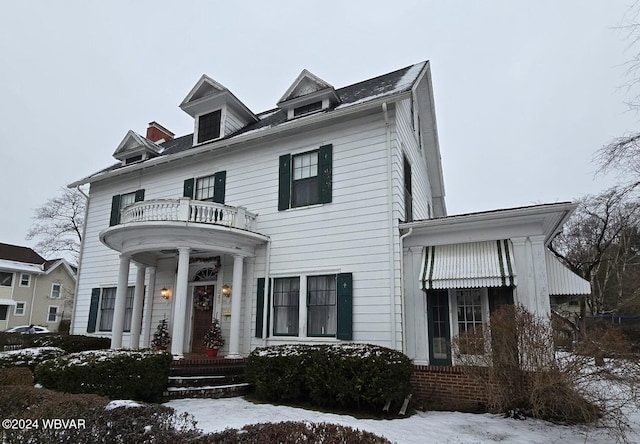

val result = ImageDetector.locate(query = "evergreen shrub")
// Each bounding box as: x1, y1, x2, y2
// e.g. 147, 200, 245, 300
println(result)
196, 421, 391, 443
246, 343, 413, 410
28, 334, 111, 353
35, 349, 172, 402
0, 347, 66, 371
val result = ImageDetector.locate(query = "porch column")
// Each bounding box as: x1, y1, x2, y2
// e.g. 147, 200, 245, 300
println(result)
171, 247, 190, 358
140, 266, 156, 348
227, 254, 244, 359
111, 254, 131, 349
129, 265, 146, 349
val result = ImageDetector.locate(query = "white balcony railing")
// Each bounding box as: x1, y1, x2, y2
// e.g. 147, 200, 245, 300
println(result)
120, 198, 257, 231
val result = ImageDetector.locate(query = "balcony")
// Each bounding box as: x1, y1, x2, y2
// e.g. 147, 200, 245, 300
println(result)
100, 198, 267, 265
120, 198, 257, 230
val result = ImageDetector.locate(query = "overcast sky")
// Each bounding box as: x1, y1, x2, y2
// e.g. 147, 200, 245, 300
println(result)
0, 1, 637, 257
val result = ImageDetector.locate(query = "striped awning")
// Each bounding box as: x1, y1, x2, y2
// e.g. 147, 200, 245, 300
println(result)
545, 250, 591, 295
0, 298, 17, 306
421, 240, 516, 290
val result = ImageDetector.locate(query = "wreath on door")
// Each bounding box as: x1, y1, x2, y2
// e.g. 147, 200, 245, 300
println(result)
194, 287, 213, 311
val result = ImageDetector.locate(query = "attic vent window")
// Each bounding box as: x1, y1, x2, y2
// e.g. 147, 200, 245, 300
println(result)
197, 110, 222, 143
293, 101, 322, 117
124, 155, 143, 165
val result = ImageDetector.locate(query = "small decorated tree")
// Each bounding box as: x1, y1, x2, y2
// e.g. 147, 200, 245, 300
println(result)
151, 318, 171, 350
203, 318, 225, 350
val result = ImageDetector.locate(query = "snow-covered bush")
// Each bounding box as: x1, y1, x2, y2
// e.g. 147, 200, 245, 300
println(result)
202, 421, 391, 443
246, 343, 413, 411
0, 385, 200, 443
35, 349, 172, 402
0, 346, 65, 371
29, 333, 110, 353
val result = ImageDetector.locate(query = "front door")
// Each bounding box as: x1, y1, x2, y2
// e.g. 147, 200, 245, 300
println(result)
191, 285, 215, 353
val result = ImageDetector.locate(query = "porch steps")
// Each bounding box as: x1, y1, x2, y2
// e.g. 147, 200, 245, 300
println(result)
165, 357, 251, 399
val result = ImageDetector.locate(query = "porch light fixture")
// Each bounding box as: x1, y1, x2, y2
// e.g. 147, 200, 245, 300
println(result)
160, 287, 172, 300
221, 284, 232, 297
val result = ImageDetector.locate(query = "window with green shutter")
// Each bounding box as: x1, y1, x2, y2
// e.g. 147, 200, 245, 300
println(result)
278, 144, 332, 210
183, 171, 226, 204
109, 189, 145, 226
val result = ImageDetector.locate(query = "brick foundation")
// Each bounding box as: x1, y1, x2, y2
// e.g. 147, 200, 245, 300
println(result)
411, 365, 488, 409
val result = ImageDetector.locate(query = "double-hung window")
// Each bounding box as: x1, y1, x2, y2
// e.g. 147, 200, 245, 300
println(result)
455, 288, 485, 354
109, 189, 145, 226
98, 287, 135, 332
256, 272, 352, 340
273, 277, 300, 336
307, 275, 337, 337
183, 171, 226, 204
50, 283, 61, 299
47, 306, 58, 323
278, 144, 332, 210
20, 273, 31, 287
14, 302, 26, 316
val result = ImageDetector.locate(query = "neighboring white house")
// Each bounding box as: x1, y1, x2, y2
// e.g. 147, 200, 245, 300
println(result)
69, 61, 589, 365
0, 243, 76, 332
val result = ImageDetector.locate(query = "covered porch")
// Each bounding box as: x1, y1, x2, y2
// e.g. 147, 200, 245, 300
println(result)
99, 198, 268, 359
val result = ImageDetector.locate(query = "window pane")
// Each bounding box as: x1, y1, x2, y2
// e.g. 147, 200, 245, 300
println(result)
123, 287, 135, 332
273, 277, 299, 335
307, 275, 336, 336
120, 192, 136, 210
20, 274, 30, 286
51, 284, 61, 298
198, 110, 221, 143
99, 288, 116, 331
48, 307, 58, 322
456, 288, 484, 354
0, 272, 13, 287
196, 175, 216, 201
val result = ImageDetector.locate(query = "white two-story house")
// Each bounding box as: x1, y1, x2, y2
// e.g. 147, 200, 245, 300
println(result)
70, 61, 589, 373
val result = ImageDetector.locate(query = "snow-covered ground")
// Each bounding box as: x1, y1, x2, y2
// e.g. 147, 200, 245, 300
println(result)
166, 396, 640, 443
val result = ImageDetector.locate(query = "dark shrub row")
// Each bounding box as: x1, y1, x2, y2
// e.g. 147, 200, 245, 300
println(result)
35, 349, 172, 402
196, 421, 391, 443
0, 332, 110, 353
0, 347, 66, 371
246, 343, 413, 410
0, 385, 200, 444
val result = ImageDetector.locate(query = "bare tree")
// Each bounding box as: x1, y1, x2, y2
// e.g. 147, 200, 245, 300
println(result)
26, 187, 86, 264
550, 186, 640, 315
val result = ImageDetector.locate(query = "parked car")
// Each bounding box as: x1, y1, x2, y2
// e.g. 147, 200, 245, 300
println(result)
4, 325, 51, 334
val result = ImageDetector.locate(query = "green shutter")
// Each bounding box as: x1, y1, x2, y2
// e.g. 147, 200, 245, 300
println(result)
213, 171, 226, 204
87, 288, 100, 333
183, 178, 195, 198
135, 189, 145, 202
336, 272, 353, 340
255, 278, 265, 338
109, 195, 121, 226
318, 144, 333, 204
278, 154, 291, 211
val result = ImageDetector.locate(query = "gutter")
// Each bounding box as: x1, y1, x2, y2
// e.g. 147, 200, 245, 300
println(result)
382, 102, 398, 350
399, 228, 413, 354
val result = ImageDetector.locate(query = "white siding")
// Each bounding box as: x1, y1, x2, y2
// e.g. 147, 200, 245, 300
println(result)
74, 110, 416, 351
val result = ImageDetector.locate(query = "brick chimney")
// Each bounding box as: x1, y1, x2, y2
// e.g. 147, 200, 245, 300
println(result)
146, 121, 174, 143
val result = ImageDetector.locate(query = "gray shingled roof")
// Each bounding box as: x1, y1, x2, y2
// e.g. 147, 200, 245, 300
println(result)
80, 61, 426, 179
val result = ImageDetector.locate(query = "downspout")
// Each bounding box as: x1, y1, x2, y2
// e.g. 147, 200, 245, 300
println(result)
69, 185, 89, 335
382, 102, 398, 350
399, 227, 413, 354
261, 239, 271, 347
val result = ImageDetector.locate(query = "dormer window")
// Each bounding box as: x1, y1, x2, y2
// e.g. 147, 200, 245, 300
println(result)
197, 110, 222, 143
277, 70, 341, 121
293, 101, 323, 117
